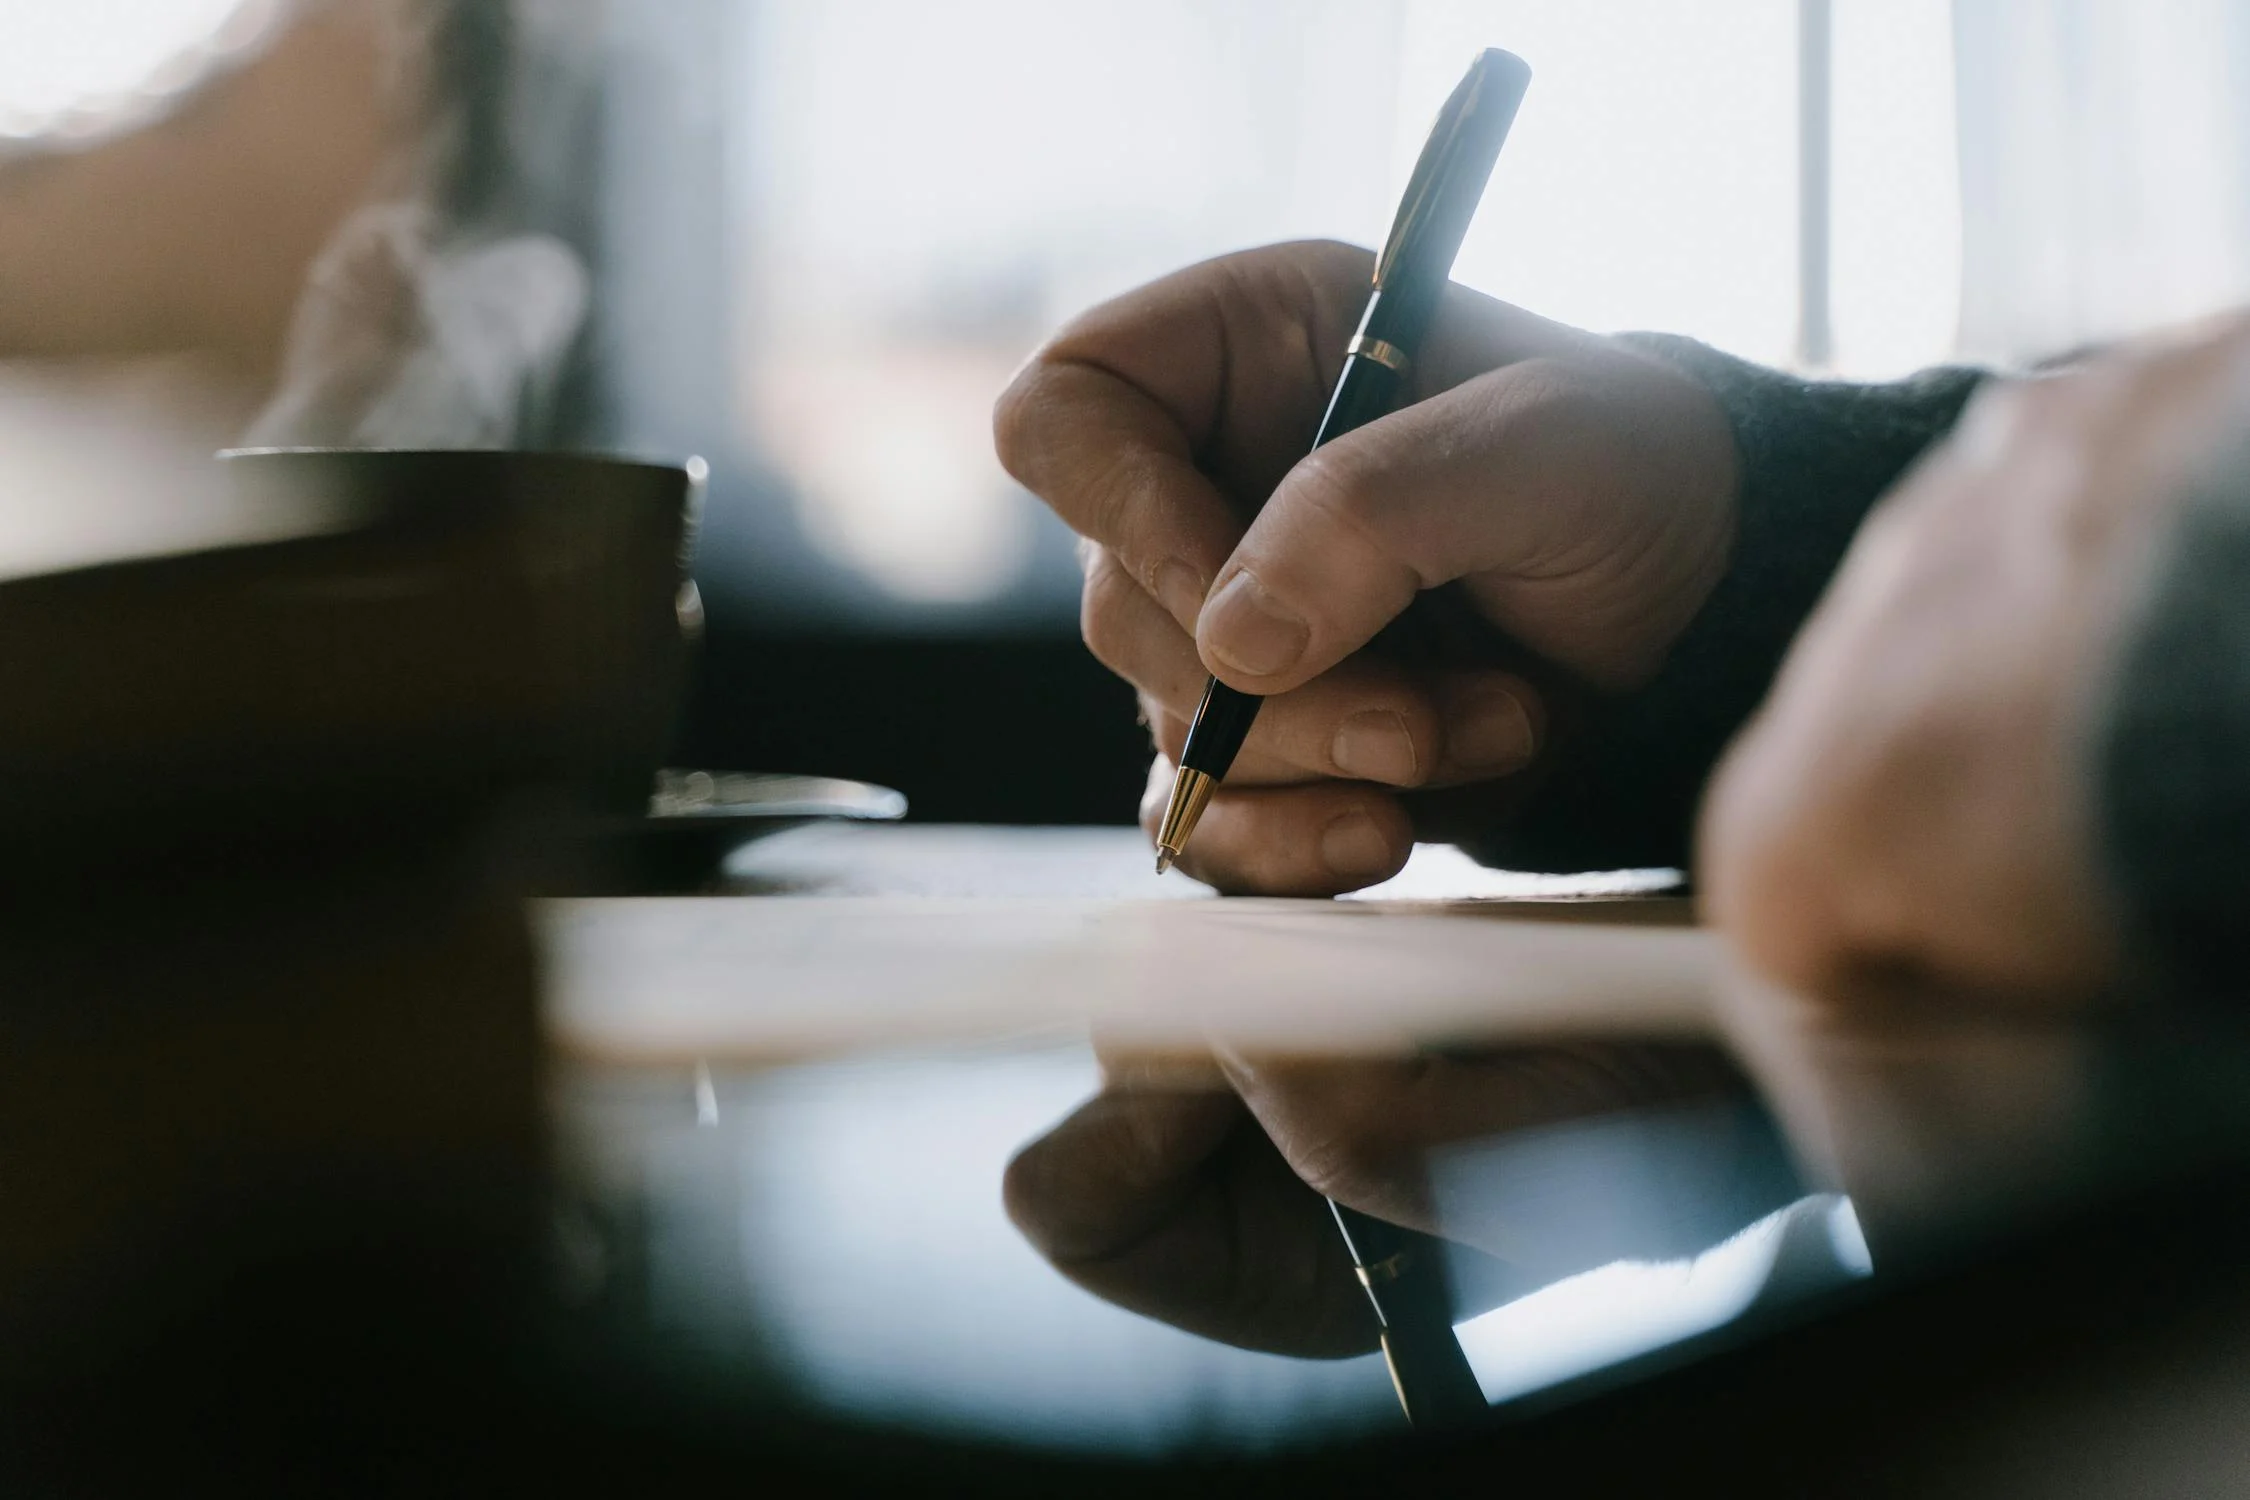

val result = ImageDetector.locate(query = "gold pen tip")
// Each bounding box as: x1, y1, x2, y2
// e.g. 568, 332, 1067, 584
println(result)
1152, 766, 1217, 877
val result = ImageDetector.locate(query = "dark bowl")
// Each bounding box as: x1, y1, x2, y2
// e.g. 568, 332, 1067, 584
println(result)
0, 449, 703, 863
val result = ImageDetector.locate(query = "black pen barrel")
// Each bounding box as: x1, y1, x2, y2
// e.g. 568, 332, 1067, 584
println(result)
1176, 342, 1407, 778
1177, 677, 1260, 777
1313, 350, 1411, 449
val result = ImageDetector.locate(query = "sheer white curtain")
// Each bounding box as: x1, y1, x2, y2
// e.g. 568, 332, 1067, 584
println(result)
720, 0, 1817, 613
1954, 0, 2250, 364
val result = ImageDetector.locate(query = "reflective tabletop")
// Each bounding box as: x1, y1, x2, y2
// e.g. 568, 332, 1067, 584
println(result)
542, 824, 2243, 1462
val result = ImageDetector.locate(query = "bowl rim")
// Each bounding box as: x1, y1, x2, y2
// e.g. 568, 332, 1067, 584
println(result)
217, 448, 708, 485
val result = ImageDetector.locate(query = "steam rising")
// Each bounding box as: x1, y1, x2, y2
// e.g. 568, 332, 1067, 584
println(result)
244, 201, 589, 449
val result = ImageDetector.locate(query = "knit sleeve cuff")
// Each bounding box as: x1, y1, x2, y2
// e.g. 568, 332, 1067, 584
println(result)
1459, 336, 1985, 873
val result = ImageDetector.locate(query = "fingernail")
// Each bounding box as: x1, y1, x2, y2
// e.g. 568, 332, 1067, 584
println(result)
1330, 710, 1420, 785
1202, 570, 1309, 679
1152, 560, 1207, 626
1320, 809, 1394, 879
1448, 685, 1536, 772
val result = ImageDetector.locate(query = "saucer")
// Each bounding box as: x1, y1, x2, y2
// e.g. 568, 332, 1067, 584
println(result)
569, 770, 908, 892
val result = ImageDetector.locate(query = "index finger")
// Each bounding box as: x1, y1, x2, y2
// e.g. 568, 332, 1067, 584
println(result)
995, 356, 1242, 627
994, 243, 1367, 630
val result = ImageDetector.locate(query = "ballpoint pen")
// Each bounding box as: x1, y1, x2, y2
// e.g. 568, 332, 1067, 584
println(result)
1155, 47, 1531, 1429
1153, 47, 1531, 875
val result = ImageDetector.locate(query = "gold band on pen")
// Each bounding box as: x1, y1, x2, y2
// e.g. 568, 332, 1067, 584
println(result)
1355, 1251, 1411, 1288
1346, 334, 1410, 375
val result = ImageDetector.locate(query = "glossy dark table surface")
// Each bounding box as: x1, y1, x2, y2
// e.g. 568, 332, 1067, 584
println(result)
11, 814, 2250, 1496
540, 824, 2250, 1494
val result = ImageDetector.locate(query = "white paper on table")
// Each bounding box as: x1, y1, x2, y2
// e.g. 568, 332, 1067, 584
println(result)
541, 896, 1716, 1062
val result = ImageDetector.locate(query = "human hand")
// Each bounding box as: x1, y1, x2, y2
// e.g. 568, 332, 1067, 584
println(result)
1002, 1040, 1747, 1356
1702, 315, 2250, 1011
995, 241, 1737, 894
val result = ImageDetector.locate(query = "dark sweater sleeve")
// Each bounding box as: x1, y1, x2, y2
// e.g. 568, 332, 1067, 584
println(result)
2095, 438, 2250, 1004
1460, 335, 1985, 873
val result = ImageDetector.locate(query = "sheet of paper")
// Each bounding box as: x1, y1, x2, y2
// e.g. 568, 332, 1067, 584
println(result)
715, 823, 1685, 903
542, 896, 1717, 1062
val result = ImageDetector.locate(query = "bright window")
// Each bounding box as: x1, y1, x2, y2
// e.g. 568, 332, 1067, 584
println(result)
687, 1, 1963, 618
0, 0, 273, 141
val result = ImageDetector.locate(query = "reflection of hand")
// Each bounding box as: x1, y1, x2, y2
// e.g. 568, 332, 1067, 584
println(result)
995, 241, 1737, 894
1003, 1042, 1746, 1356
1715, 957, 2098, 1261
1704, 316, 2250, 1011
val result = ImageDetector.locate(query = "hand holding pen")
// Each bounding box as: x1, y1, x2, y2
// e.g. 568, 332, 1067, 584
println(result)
997, 63, 1737, 898
1151, 48, 1534, 871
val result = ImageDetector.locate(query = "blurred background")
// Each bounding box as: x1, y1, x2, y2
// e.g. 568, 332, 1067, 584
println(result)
5, 0, 2247, 821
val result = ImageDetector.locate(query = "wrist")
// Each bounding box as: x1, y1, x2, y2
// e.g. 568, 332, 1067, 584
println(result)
1458, 338, 1986, 873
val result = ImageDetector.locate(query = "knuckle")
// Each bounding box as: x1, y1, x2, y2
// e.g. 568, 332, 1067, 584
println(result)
1215, 238, 1367, 299
1708, 791, 1880, 1004
1284, 237, 1378, 288
989, 360, 1052, 481
1293, 236, 1367, 262
1719, 858, 1844, 1000
1286, 443, 1385, 530
1497, 354, 1603, 421
1950, 375, 2083, 474
994, 359, 1159, 543
1078, 566, 1140, 677
2009, 370, 2096, 434
1083, 448, 1170, 557
1285, 1126, 1405, 1205
1303, 240, 1378, 291
1272, 443, 1426, 600
1078, 464, 1134, 553
1960, 375, 2040, 438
